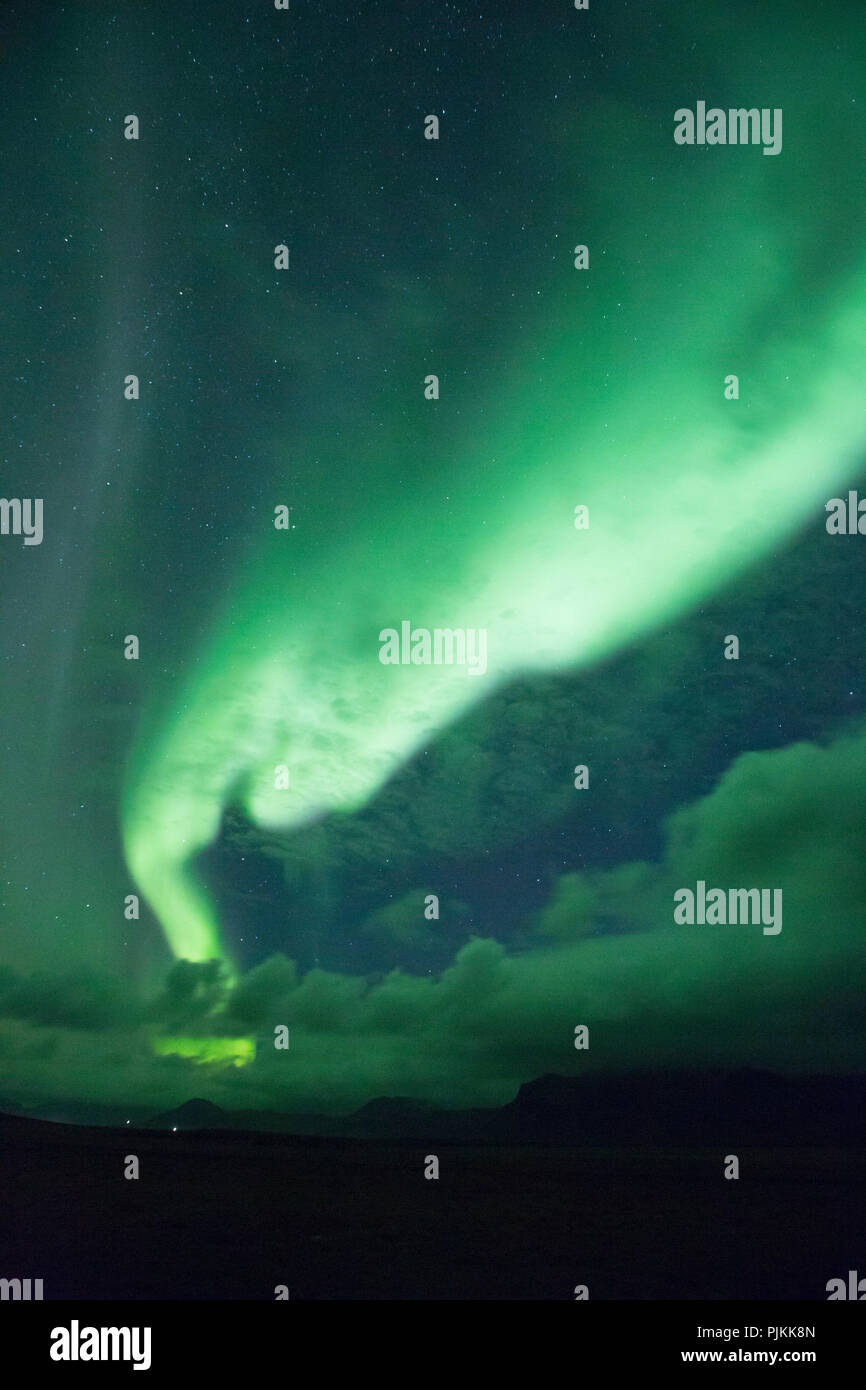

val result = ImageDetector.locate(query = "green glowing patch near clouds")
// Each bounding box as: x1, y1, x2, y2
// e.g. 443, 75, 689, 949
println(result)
152, 1036, 255, 1067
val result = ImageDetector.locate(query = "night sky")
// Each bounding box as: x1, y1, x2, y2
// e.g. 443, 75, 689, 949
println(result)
2, 0, 866, 1118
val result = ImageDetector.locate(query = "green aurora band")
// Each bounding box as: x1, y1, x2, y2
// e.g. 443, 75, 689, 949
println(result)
4, 0, 866, 1110
119, 0, 866, 974
122, 253, 866, 967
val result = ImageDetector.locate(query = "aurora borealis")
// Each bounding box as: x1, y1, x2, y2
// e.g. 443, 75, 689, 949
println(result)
2, 0, 866, 1121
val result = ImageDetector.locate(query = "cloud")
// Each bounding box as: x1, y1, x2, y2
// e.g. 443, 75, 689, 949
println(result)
359, 891, 472, 953
224, 954, 298, 1031
0, 968, 138, 1032
2, 724, 865, 1115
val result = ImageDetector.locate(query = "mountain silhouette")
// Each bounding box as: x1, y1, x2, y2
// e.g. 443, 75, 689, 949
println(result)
141, 1069, 866, 1145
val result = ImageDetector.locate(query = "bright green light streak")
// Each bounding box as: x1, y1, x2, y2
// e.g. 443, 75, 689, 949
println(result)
122, 230, 866, 965
152, 1036, 255, 1067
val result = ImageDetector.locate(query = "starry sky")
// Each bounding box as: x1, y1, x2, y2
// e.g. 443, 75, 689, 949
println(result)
2, 0, 866, 1118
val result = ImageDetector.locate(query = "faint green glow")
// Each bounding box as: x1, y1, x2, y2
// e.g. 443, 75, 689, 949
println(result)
153, 1035, 255, 1067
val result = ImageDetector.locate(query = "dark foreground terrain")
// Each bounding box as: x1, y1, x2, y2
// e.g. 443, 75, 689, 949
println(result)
0, 1111, 862, 1299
